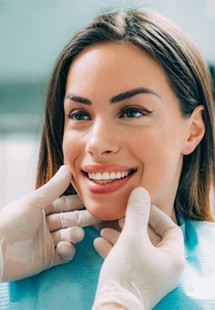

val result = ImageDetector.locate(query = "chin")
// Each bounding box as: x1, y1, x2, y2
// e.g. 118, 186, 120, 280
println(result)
87, 205, 126, 221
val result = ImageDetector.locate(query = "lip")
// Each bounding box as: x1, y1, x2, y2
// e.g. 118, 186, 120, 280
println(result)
82, 163, 135, 173
81, 163, 137, 194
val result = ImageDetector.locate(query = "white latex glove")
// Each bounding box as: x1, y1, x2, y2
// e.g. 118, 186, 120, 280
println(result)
94, 218, 161, 259
93, 187, 185, 310
0, 165, 99, 282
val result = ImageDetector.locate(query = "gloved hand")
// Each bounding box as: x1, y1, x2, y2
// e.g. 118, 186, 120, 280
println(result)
94, 216, 162, 259
0, 165, 99, 282
93, 187, 185, 310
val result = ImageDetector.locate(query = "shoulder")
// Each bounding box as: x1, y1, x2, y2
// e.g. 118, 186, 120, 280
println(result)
179, 216, 215, 240
181, 217, 215, 258
184, 218, 215, 239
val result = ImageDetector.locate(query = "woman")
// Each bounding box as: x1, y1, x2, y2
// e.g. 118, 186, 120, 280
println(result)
2, 8, 215, 309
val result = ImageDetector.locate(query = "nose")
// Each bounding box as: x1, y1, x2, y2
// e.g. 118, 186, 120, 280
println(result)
86, 119, 119, 158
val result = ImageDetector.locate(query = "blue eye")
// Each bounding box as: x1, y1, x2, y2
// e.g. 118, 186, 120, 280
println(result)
120, 107, 150, 118
68, 110, 90, 121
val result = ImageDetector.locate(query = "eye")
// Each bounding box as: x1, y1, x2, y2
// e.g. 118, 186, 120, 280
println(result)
67, 109, 90, 121
120, 107, 151, 118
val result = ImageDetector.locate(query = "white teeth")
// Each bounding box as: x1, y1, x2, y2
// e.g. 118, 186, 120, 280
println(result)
116, 171, 121, 179
88, 171, 130, 181
103, 172, 109, 179
110, 172, 115, 179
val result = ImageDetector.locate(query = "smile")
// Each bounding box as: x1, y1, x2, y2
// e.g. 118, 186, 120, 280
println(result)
81, 165, 137, 194
88, 170, 133, 184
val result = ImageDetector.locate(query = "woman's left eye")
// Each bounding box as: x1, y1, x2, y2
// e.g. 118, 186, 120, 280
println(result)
120, 107, 151, 118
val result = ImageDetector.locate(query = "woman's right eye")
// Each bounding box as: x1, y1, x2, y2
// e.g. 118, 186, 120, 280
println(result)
67, 109, 90, 121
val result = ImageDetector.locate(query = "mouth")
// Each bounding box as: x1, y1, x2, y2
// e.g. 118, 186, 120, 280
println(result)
80, 164, 137, 194
82, 168, 137, 184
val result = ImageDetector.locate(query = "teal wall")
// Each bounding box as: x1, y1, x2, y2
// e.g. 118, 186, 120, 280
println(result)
0, 0, 215, 133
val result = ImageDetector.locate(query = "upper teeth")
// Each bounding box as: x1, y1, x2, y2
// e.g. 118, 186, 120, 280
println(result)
88, 171, 130, 181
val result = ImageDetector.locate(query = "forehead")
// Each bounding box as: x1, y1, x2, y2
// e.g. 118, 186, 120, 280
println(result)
69, 42, 161, 74
66, 42, 174, 101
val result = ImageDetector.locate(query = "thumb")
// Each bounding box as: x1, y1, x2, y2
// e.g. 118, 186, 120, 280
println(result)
124, 187, 151, 233
25, 165, 71, 210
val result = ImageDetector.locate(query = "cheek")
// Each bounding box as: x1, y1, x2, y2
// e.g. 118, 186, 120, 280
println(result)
62, 134, 82, 195
62, 132, 86, 182
62, 134, 70, 164
62, 133, 77, 168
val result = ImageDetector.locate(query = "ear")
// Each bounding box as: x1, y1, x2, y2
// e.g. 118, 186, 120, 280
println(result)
182, 105, 205, 155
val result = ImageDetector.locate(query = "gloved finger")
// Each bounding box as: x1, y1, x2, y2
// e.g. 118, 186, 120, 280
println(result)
100, 228, 120, 246
119, 209, 161, 246
25, 165, 71, 210
54, 241, 76, 265
45, 195, 84, 215
51, 226, 84, 246
120, 213, 161, 246
124, 187, 151, 234
147, 225, 162, 246
149, 205, 182, 239
94, 237, 112, 259
158, 226, 184, 253
149, 205, 184, 250
118, 217, 125, 229
47, 209, 100, 232
150, 205, 185, 273
149, 204, 177, 234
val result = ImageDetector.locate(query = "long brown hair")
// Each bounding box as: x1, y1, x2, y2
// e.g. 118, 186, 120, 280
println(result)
36, 9, 215, 221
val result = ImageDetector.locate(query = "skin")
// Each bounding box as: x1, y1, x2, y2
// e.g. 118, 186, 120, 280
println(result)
63, 42, 205, 222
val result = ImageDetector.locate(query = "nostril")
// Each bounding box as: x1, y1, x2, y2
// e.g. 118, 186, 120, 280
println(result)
87, 145, 118, 156
102, 150, 112, 154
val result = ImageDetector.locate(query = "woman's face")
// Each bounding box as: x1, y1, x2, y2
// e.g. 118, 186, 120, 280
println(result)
63, 42, 191, 221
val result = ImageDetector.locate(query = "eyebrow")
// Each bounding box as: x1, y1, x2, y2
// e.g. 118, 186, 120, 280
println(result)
111, 87, 161, 102
64, 87, 161, 105
64, 94, 91, 105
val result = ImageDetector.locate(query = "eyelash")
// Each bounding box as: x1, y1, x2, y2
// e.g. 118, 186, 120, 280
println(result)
119, 107, 151, 118
67, 106, 152, 121
67, 109, 90, 121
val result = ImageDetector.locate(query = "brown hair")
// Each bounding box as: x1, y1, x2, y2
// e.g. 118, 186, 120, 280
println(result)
36, 9, 215, 221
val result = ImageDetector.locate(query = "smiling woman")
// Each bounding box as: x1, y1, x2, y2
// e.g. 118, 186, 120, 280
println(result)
62, 42, 194, 222
24, 7, 215, 309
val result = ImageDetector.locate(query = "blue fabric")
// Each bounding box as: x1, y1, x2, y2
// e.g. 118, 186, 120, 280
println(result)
1, 219, 215, 309
154, 218, 215, 309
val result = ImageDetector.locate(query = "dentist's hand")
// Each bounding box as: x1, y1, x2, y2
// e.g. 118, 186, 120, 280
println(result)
0, 165, 99, 282
94, 217, 162, 259
93, 188, 185, 310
